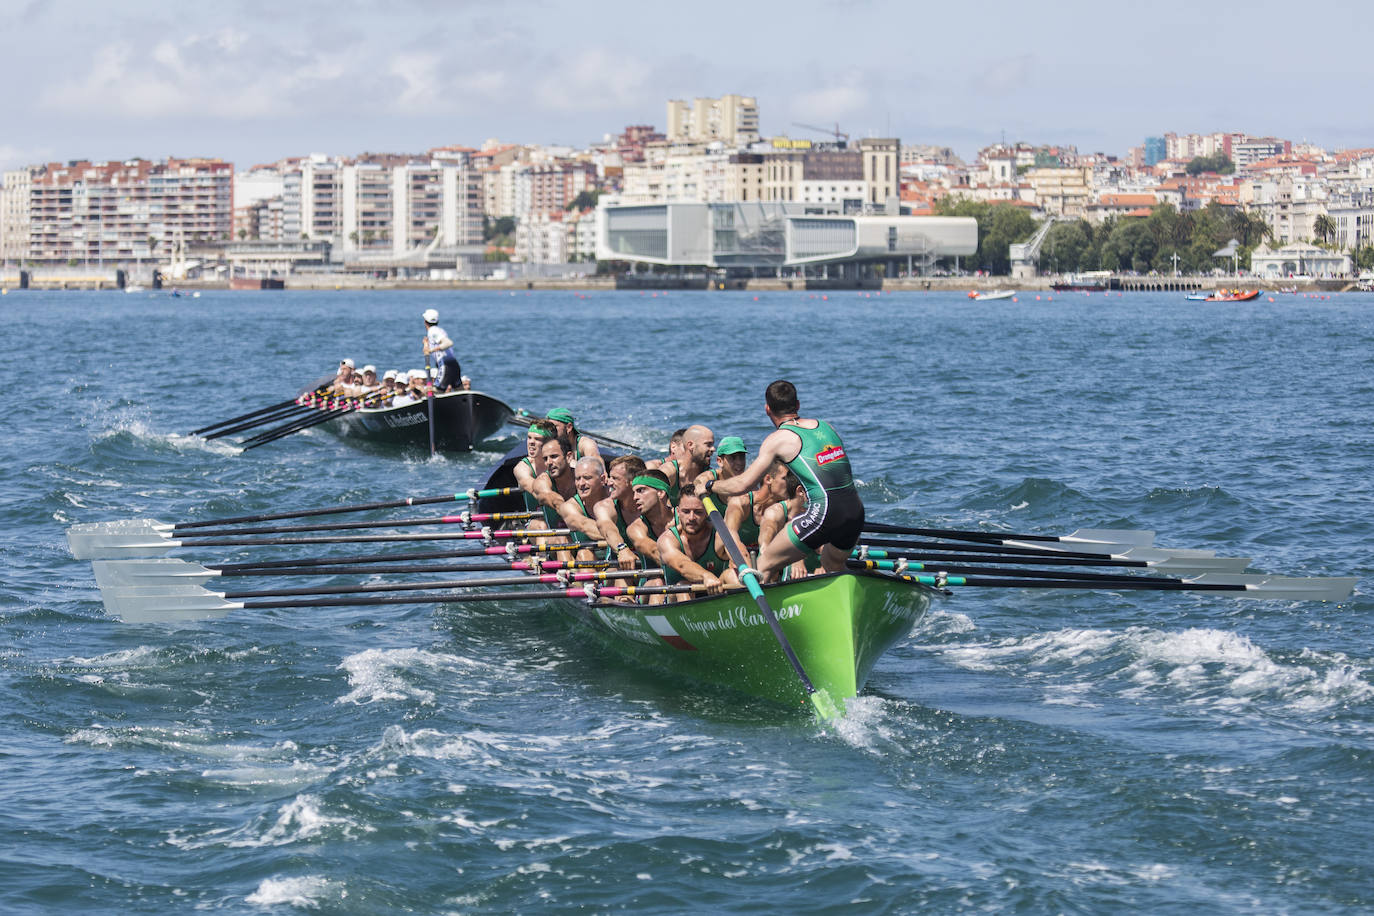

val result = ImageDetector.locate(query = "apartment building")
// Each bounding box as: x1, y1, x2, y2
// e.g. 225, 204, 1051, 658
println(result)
665, 95, 760, 146
1, 167, 38, 263
11, 158, 232, 264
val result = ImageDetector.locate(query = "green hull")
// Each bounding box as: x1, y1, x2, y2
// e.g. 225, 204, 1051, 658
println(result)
557, 571, 936, 709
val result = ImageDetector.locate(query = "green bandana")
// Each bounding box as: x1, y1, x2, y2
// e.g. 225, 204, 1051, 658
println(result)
631, 475, 670, 493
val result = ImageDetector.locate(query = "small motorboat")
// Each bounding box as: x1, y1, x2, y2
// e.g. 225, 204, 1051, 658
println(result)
967, 289, 1017, 301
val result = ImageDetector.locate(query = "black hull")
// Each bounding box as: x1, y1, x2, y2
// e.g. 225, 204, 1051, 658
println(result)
324, 390, 515, 452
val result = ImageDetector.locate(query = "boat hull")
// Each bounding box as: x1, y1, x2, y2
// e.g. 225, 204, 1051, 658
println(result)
323, 390, 514, 452
560, 571, 935, 707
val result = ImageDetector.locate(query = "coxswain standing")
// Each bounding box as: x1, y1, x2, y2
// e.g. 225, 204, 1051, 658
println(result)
707, 379, 864, 583
421, 309, 462, 392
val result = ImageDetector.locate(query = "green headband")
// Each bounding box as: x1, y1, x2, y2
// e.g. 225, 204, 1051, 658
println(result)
631, 475, 670, 493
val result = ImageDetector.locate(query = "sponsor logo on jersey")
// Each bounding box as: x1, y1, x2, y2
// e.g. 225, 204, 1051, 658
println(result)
816, 445, 846, 465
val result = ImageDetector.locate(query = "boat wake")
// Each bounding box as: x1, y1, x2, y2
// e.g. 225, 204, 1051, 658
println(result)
245, 875, 342, 909
931, 625, 1373, 719
91, 414, 241, 457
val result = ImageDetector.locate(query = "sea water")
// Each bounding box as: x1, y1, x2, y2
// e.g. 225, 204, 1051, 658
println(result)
1, 288, 1371, 913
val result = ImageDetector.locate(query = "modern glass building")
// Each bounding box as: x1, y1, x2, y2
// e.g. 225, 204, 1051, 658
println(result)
598, 202, 977, 273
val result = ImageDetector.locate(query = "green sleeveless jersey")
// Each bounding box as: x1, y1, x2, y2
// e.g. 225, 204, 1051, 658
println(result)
779, 420, 855, 503
663, 526, 729, 585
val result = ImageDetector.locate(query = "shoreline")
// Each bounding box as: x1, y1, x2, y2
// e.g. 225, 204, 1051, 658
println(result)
1, 274, 1361, 294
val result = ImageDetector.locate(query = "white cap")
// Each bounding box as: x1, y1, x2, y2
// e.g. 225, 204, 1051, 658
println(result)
362, 365, 376, 374
423, 308, 439, 324
409, 369, 427, 380
340, 358, 355, 368
382, 370, 397, 380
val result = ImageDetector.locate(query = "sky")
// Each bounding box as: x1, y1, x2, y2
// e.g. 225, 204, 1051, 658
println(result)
2, 0, 1372, 172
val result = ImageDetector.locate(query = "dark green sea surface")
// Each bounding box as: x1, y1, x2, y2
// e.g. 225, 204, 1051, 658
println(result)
2, 288, 1371, 913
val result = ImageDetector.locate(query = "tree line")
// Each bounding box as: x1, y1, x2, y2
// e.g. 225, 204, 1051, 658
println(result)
935, 199, 1374, 275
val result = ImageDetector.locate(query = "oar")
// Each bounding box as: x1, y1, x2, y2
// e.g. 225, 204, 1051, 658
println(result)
102, 566, 658, 602
423, 348, 437, 456
702, 492, 841, 723
202, 404, 316, 440
111, 486, 519, 533
851, 558, 1214, 585
241, 406, 354, 450
863, 522, 1157, 551
68, 523, 593, 559
71, 532, 560, 568
101, 582, 703, 624
853, 546, 1251, 574
162, 510, 539, 539
510, 409, 642, 451
887, 571, 1353, 602
190, 397, 309, 436
93, 556, 615, 587
857, 537, 1223, 563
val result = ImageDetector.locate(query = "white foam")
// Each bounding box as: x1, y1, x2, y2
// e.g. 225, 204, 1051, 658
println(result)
335, 647, 456, 706
245, 874, 338, 908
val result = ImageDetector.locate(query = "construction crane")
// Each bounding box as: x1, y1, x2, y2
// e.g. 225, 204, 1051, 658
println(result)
791, 122, 849, 146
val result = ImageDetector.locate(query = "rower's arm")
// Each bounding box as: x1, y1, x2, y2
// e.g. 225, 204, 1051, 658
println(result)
759, 501, 789, 547
513, 462, 537, 495
557, 499, 603, 541
626, 519, 659, 565
722, 494, 752, 562
578, 437, 601, 461
657, 531, 721, 593
531, 476, 565, 511
710, 429, 792, 500
594, 501, 638, 570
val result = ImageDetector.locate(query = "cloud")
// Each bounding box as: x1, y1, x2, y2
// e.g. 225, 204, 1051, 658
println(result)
973, 54, 1036, 95
532, 48, 652, 112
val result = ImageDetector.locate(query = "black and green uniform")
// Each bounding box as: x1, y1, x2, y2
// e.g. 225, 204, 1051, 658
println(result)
662, 526, 730, 586
779, 419, 864, 553
776, 501, 825, 581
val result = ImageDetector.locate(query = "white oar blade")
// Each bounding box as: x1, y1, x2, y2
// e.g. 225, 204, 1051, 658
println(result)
68, 520, 177, 559
1061, 528, 1155, 547
1125, 551, 1252, 573
100, 585, 241, 622
92, 558, 219, 588
1184, 573, 1357, 602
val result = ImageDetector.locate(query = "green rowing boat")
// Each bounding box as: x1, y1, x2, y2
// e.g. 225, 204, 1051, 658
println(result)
554, 570, 937, 708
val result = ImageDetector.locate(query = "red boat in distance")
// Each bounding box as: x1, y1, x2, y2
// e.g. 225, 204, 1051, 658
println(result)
1204, 289, 1260, 302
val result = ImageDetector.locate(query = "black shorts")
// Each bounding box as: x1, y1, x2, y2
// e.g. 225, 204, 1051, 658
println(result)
436, 355, 462, 390
787, 490, 865, 554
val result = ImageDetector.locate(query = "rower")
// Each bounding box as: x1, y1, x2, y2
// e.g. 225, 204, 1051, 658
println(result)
723, 457, 791, 562
625, 469, 676, 574
513, 423, 557, 522
758, 470, 820, 580
329, 359, 356, 395
646, 428, 686, 472
406, 369, 428, 400
556, 456, 612, 558
421, 308, 462, 392
544, 407, 600, 461
657, 486, 738, 601
661, 424, 713, 505
694, 435, 746, 493
707, 379, 864, 583
595, 455, 647, 570
531, 436, 578, 531
356, 365, 380, 398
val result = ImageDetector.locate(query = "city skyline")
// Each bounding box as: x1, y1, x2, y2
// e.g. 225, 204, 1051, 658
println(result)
3, 0, 1373, 172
